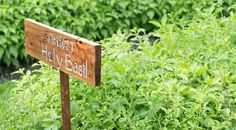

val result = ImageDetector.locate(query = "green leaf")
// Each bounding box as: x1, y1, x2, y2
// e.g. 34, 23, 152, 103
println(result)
0, 47, 4, 60
195, 67, 207, 75
203, 117, 215, 127
147, 10, 155, 19
149, 20, 161, 28
71, 101, 80, 115
119, 1, 129, 9
34, 8, 41, 14
161, 15, 167, 25
11, 36, 18, 43
101, 29, 108, 38
9, 46, 18, 58
113, 64, 126, 74
0, 37, 7, 45
141, 15, 148, 24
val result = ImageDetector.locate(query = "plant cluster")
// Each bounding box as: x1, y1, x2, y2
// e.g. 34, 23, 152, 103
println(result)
1, 9, 236, 129
0, 0, 235, 67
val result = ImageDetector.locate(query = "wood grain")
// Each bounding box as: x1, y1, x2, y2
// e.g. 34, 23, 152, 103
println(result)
24, 18, 101, 86
60, 71, 71, 130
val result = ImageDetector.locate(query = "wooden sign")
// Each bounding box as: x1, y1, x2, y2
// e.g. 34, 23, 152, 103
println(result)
25, 18, 101, 130
24, 18, 101, 86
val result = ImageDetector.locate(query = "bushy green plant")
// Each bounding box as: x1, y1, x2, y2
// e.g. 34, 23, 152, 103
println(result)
0, 66, 61, 129
1, 10, 236, 129
0, 0, 235, 67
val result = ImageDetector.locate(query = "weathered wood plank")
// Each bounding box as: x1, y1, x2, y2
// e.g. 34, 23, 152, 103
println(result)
24, 18, 101, 86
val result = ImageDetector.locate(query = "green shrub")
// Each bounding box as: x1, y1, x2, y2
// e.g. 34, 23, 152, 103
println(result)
0, 0, 235, 67
1, 10, 236, 129
0, 80, 16, 128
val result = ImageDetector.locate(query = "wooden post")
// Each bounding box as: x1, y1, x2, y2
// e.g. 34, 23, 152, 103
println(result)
60, 71, 71, 130
59, 29, 71, 130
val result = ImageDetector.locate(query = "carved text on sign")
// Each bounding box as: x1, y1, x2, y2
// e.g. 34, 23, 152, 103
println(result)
40, 34, 88, 78
25, 18, 101, 86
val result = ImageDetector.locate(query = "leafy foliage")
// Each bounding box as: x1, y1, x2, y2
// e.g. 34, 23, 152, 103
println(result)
1, 10, 236, 129
0, 0, 235, 67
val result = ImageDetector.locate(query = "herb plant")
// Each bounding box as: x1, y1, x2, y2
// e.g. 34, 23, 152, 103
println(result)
1, 9, 236, 129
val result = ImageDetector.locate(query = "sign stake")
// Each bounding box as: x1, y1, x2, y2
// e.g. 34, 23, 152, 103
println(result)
60, 71, 71, 130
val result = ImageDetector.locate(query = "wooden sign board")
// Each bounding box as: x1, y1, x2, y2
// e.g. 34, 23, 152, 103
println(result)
24, 18, 101, 86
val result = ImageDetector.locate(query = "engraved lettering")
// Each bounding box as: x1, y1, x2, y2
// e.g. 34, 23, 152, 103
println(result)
83, 61, 87, 79
79, 65, 82, 77
41, 44, 48, 60
48, 50, 53, 61
42, 34, 88, 79
56, 54, 62, 69
65, 54, 73, 71
48, 33, 73, 53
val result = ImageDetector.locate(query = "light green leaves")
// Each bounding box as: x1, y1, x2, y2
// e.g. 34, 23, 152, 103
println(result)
113, 64, 126, 74
203, 117, 215, 127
